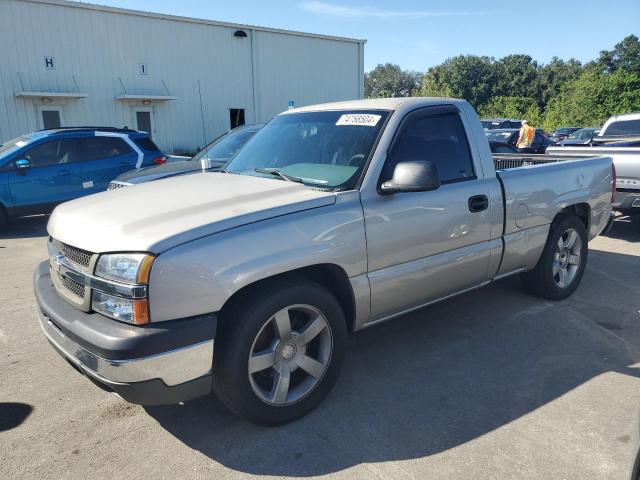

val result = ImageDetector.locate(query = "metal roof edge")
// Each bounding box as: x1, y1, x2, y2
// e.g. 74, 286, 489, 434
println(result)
17, 0, 367, 44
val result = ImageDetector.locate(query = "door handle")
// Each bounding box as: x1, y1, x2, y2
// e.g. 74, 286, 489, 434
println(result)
118, 161, 131, 166
468, 195, 489, 213
57, 170, 71, 176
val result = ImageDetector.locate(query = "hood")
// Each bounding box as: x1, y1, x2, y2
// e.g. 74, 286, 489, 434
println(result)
48, 172, 336, 253
116, 160, 212, 184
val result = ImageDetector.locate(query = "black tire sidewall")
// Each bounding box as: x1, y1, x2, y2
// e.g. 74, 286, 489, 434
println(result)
214, 281, 347, 426
538, 215, 589, 300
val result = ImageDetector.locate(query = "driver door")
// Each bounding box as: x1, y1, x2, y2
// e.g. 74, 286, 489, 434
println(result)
361, 106, 494, 321
8, 138, 82, 212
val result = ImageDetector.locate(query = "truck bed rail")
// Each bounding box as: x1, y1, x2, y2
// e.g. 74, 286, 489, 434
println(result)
492, 154, 568, 170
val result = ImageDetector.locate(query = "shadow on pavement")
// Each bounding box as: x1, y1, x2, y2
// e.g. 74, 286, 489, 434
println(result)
0, 215, 49, 240
0, 403, 33, 432
147, 247, 640, 476
603, 214, 640, 242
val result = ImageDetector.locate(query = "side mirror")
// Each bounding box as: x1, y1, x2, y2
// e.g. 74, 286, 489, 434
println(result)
380, 160, 441, 195
15, 159, 30, 175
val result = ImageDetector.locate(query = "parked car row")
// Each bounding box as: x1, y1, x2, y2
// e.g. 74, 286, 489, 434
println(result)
108, 123, 263, 189
485, 128, 554, 154
482, 111, 640, 154
0, 124, 261, 226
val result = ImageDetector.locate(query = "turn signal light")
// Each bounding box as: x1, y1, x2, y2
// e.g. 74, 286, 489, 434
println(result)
132, 299, 150, 325
152, 156, 167, 165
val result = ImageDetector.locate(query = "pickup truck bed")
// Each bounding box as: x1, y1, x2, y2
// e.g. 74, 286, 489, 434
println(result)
547, 145, 640, 213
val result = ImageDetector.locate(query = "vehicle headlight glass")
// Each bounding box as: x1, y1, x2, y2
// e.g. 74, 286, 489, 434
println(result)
93, 253, 154, 324
95, 253, 154, 284
92, 291, 148, 324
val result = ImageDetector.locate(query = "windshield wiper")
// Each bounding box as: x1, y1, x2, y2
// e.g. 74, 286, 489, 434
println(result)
254, 168, 304, 183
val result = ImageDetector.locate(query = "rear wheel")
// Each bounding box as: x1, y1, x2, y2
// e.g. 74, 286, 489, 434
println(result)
213, 280, 347, 425
521, 214, 588, 300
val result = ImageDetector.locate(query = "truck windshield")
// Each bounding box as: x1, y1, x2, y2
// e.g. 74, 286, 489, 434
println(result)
225, 110, 389, 190
604, 119, 640, 136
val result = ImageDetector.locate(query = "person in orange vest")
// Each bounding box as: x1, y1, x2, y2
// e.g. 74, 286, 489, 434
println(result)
516, 120, 536, 153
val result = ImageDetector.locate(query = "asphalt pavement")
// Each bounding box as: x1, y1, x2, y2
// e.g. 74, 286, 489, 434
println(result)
1, 215, 639, 479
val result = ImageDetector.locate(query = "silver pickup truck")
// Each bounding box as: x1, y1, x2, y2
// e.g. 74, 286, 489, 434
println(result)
34, 98, 614, 425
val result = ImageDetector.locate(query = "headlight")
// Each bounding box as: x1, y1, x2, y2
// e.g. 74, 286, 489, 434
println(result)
93, 291, 149, 324
95, 253, 154, 284
93, 253, 154, 324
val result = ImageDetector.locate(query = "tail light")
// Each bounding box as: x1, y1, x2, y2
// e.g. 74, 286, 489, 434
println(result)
611, 161, 616, 204
152, 155, 167, 165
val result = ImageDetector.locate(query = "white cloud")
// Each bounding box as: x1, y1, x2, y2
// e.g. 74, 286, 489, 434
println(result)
300, 1, 484, 19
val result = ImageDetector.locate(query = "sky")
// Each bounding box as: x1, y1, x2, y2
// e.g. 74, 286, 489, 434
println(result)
85, 0, 640, 72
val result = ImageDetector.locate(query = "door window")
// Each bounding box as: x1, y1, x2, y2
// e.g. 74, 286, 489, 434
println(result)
384, 110, 475, 184
22, 139, 81, 167
81, 137, 132, 161
135, 111, 153, 136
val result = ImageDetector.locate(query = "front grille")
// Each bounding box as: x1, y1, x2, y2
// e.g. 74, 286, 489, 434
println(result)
51, 238, 92, 269
108, 182, 129, 190
60, 275, 85, 299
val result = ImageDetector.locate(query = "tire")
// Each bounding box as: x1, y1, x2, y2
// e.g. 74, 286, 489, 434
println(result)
0, 206, 8, 229
521, 214, 588, 300
213, 279, 347, 426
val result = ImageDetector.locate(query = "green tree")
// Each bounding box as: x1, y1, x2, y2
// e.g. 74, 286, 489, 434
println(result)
542, 70, 640, 130
597, 34, 640, 75
478, 96, 543, 125
538, 57, 583, 107
419, 55, 497, 109
494, 55, 540, 102
364, 63, 422, 98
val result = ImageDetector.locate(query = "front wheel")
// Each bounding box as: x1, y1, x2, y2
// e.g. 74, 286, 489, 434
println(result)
521, 214, 588, 300
213, 280, 347, 425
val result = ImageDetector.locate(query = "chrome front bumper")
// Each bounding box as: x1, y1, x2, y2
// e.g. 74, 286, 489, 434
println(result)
34, 261, 216, 405
38, 312, 213, 387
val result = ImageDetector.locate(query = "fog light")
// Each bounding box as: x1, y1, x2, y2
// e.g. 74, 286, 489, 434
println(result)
93, 291, 149, 325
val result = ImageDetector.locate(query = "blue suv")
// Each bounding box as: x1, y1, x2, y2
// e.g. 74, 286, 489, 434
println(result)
0, 127, 166, 226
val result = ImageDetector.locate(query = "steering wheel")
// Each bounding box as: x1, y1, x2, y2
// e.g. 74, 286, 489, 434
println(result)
348, 153, 366, 166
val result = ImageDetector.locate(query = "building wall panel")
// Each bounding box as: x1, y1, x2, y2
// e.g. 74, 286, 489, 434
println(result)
0, 0, 364, 153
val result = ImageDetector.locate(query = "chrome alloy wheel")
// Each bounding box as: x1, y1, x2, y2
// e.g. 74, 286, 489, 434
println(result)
248, 304, 332, 406
552, 227, 582, 288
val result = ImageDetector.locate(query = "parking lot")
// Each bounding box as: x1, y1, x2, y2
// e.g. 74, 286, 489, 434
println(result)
1, 215, 639, 479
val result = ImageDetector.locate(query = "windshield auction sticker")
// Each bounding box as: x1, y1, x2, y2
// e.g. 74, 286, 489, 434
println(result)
336, 114, 382, 127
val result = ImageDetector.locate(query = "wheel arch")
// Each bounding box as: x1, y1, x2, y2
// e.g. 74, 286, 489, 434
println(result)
556, 202, 590, 231
220, 263, 357, 332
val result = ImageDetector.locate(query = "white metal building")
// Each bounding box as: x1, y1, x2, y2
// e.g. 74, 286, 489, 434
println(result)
0, 0, 365, 153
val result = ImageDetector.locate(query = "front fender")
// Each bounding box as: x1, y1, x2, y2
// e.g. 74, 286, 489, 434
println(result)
148, 192, 367, 322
